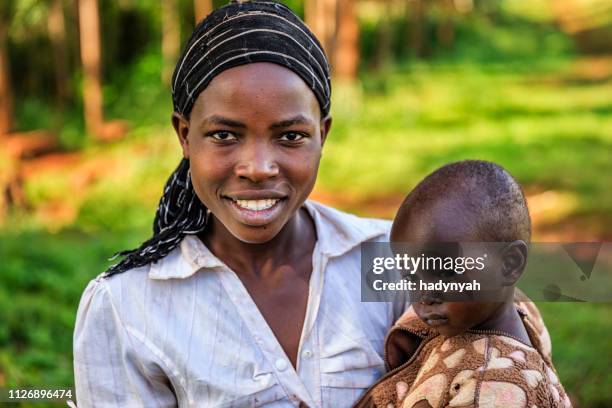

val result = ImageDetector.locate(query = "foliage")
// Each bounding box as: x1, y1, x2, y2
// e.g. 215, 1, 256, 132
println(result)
539, 303, 612, 408
321, 60, 612, 232
0, 228, 148, 408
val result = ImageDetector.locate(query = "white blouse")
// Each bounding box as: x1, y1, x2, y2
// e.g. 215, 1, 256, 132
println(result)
73, 201, 407, 407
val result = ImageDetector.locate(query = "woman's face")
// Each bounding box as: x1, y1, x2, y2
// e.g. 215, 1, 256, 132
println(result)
173, 62, 331, 244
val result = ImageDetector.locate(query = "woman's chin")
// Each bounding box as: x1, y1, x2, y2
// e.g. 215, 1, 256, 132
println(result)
224, 221, 285, 244
237, 232, 277, 245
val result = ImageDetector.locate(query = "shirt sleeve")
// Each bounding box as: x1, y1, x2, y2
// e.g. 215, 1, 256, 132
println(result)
73, 278, 178, 408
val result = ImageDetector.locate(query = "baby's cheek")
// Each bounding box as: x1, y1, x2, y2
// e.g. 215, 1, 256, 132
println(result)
411, 303, 425, 317
446, 302, 485, 329
458, 302, 502, 330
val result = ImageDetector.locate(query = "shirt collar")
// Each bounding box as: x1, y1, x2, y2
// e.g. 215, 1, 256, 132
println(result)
303, 200, 391, 257
149, 200, 391, 280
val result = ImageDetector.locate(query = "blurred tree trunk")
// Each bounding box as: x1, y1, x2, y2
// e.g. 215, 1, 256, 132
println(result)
408, 0, 426, 58
0, 18, 13, 136
334, 0, 359, 81
305, 0, 337, 58
373, 0, 393, 71
194, 0, 213, 24
78, 0, 104, 138
437, 0, 455, 48
307, 0, 359, 81
161, 0, 180, 84
305, 0, 317, 36
48, 0, 69, 109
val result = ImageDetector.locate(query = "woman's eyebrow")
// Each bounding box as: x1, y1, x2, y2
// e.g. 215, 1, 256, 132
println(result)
269, 115, 314, 129
203, 115, 247, 128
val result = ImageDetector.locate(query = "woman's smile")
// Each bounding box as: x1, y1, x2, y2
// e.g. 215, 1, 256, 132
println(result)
233, 198, 281, 211
222, 193, 289, 227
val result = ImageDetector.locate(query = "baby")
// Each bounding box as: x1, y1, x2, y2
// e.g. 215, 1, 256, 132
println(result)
356, 160, 570, 408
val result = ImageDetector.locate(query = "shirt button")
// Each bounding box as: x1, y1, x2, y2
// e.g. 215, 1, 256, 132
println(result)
301, 349, 313, 359
275, 358, 288, 371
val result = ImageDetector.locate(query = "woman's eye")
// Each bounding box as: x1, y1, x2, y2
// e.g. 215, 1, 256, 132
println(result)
280, 132, 306, 142
209, 131, 236, 141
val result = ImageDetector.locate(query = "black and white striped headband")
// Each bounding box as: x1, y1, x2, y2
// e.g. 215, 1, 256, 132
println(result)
105, 1, 331, 277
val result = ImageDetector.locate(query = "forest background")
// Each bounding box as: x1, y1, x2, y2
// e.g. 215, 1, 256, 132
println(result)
0, 0, 611, 406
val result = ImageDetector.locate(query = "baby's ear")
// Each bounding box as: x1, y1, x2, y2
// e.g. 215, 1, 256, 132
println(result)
501, 240, 528, 286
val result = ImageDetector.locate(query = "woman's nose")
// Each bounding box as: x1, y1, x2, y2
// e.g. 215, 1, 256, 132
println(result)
234, 142, 279, 182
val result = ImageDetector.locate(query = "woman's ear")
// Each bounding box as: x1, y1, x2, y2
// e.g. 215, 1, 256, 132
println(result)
172, 112, 190, 158
320, 115, 332, 148
501, 240, 528, 286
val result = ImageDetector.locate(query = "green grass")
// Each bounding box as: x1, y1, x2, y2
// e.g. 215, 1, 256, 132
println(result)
539, 303, 612, 408
0, 229, 148, 407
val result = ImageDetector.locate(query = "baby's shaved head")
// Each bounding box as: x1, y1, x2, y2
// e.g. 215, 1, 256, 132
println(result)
392, 160, 531, 243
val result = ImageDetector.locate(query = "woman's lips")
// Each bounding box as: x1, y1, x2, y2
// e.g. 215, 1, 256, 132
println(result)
224, 197, 286, 227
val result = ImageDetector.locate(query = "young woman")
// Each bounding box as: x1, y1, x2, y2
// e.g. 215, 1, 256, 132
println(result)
73, 2, 405, 406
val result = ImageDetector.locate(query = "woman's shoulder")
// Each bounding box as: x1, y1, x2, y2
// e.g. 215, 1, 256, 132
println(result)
78, 233, 225, 315
76, 262, 153, 319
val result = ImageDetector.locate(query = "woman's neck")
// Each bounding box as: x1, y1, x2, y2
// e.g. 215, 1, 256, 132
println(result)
199, 207, 317, 277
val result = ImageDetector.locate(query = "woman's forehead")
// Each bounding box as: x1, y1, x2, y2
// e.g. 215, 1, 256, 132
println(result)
190, 63, 321, 122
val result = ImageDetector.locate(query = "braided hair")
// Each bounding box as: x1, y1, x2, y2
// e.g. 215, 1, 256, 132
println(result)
105, 1, 331, 277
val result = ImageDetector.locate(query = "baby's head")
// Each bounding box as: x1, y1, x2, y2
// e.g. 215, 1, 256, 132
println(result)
391, 160, 531, 337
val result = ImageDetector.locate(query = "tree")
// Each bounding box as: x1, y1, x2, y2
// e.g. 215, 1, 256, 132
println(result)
306, 0, 360, 82
407, 0, 427, 58
48, 0, 69, 109
334, 0, 359, 81
373, 0, 394, 71
194, 0, 213, 24
436, 0, 455, 49
0, 4, 15, 136
161, 0, 180, 84
305, 0, 337, 58
78, 0, 104, 138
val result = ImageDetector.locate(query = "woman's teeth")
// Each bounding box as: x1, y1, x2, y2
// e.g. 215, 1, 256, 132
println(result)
234, 199, 279, 211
